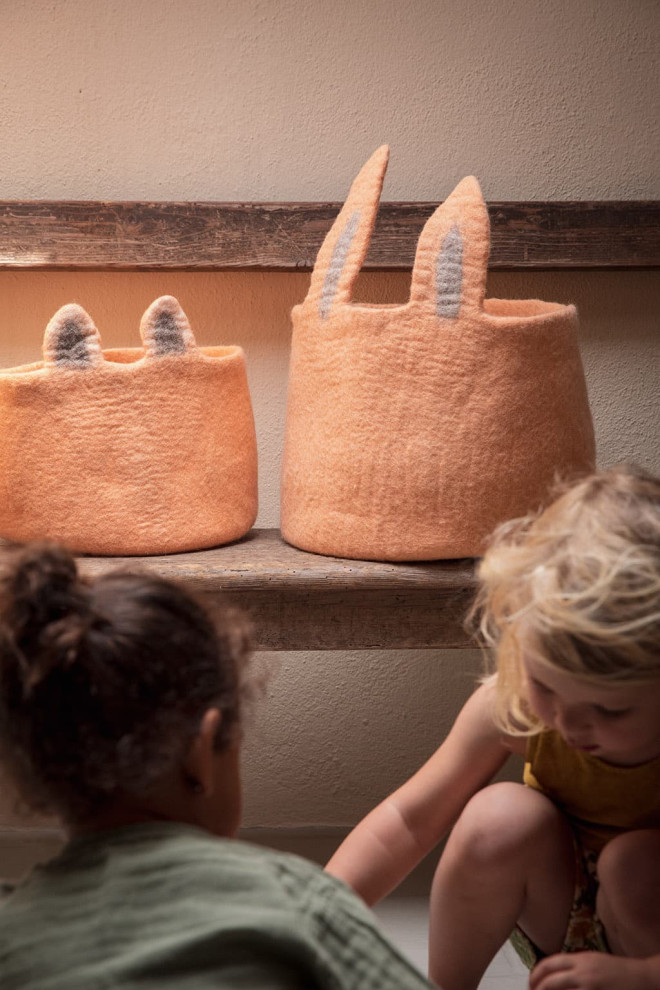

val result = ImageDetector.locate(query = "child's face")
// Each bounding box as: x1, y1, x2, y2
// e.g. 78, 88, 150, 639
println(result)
523, 654, 660, 766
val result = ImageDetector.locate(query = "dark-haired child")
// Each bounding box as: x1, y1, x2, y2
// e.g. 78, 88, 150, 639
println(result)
0, 544, 433, 989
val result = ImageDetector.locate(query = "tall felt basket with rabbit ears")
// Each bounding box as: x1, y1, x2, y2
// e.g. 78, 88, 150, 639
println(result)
281, 146, 595, 561
0, 296, 258, 555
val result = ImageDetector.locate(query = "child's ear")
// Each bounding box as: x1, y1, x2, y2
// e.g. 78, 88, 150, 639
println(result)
184, 708, 222, 796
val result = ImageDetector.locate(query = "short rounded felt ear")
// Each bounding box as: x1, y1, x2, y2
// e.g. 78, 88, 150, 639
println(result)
409, 175, 490, 318
43, 304, 104, 369
140, 296, 197, 357
304, 145, 390, 320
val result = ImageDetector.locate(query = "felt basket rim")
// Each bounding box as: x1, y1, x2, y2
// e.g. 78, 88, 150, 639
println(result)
294, 297, 575, 322
0, 343, 246, 378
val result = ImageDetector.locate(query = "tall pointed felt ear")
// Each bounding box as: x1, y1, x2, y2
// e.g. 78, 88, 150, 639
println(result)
305, 145, 390, 319
409, 176, 489, 318
140, 296, 197, 357
43, 304, 104, 368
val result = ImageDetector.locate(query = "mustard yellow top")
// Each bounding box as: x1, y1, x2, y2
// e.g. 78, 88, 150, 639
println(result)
524, 730, 660, 854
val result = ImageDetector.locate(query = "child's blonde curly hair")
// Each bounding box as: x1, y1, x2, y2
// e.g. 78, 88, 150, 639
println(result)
472, 464, 660, 735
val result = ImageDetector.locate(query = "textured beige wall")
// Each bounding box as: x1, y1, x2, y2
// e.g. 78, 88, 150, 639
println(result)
0, 0, 658, 831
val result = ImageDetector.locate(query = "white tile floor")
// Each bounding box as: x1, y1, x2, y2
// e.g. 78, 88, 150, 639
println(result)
373, 896, 529, 989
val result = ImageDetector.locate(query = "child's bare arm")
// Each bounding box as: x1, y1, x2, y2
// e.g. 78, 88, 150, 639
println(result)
325, 681, 513, 905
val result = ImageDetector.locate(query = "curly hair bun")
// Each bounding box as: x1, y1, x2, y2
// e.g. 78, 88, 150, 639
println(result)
0, 543, 90, 693
0, 541, 251, 821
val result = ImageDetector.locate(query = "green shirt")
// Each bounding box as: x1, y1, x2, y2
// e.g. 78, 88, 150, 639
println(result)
0, 822, 432, 989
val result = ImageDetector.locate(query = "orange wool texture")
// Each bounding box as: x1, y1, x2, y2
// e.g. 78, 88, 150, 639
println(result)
281, 146, 595, 561
0, 296, 258, 555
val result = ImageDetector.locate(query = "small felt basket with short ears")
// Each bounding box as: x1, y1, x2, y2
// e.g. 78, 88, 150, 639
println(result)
0, 296, 258, 555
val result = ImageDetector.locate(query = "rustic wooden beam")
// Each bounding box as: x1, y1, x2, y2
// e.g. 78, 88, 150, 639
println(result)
0, 530, 479, 651
0, 201, 657, 271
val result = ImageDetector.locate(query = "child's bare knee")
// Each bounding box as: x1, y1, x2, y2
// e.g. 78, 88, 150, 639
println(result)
598, 830, 660, 927
450, 783, 563, 865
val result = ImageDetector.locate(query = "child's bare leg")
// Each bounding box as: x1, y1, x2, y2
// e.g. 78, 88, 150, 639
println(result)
596, 829, 660, 957
429, 782, 575, 990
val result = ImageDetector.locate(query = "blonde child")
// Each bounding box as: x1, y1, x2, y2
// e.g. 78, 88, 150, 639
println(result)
0, 543, 434, 990
327, 464, 660, 990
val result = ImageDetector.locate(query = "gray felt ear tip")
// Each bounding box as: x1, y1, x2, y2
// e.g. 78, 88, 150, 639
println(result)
47, 302, 96, 329
140, 295, 196, 355
44, 303, 103, 367
141, 294, 187, 326
147, 294, 183, 314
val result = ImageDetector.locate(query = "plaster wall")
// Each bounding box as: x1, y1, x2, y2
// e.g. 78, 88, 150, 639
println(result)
0, 0, 657, 832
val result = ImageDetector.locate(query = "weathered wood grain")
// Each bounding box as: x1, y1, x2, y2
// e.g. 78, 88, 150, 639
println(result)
1, 201, 657, 271
0, 530, 479, 651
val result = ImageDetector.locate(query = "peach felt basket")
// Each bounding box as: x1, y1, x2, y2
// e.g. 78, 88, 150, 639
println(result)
0, 296, 258, 555
281, 147, 595, 561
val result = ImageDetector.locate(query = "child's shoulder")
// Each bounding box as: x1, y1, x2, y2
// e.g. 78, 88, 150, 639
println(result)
458, 678, 527, 758
5, 823, 355, 931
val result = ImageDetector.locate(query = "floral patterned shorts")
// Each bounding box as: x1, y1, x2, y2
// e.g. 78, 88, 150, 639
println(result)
509, 841, 610, 970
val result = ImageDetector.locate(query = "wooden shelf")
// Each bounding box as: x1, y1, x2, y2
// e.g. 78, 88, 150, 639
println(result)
3, 196, 651, 650
1, 200, 658, 271
0, 530, 479, 651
